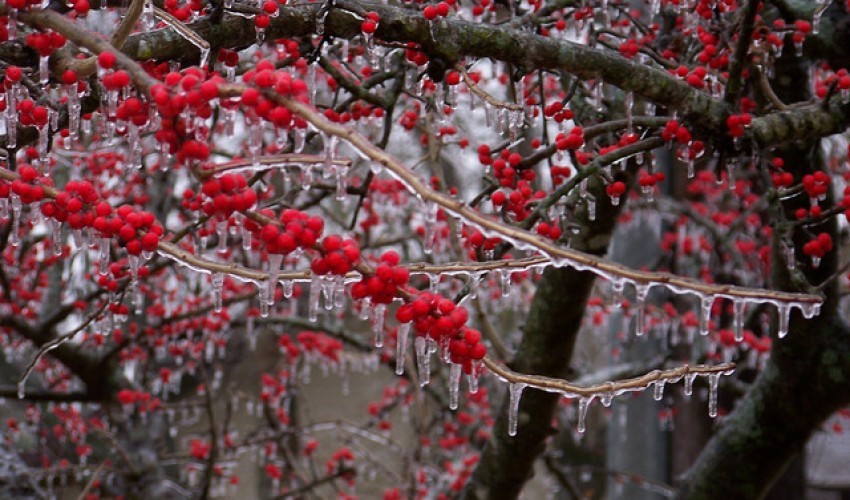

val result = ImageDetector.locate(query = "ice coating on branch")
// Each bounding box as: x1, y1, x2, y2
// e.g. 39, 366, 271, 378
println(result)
448, 363, 462, 410
508, 382, 526, 437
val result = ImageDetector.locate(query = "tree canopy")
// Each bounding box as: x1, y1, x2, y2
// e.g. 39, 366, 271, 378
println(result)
0, 0, 849, 497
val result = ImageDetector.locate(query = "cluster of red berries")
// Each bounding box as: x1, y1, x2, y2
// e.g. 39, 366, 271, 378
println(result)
161, 0, 201, 21
116, 389, 159, 412
672, 65, 708, 89
310, 235, 362, 276
802, 233, 833, 262
395, 293, 485, 369
606, 180, 628, 203
5, 165, 46, 203
98, 205, 164, 255
15, 99, 50, 129
293, 331, 343, 362
183, 174, 257, 219
148, 67, 222, 162
535, 221, 563, 241
490, 182, 545, 221
489, 149, 535, 188
4, 0, 44, 11
725, 113, 752, 138
25, 31, 66, 58
555, 126, 585, 151
115, 96, 149, 126
638, 170, 666, 193
361, 11, 380, 33
661, 120, 693, 145
543, 100, 574, 123
462, 227, 501, 257
350, 250, 409, 304
247, 208, 324, 255
42, 179, 98, 228
422, 1, 452, 20
802, 171, 830, 202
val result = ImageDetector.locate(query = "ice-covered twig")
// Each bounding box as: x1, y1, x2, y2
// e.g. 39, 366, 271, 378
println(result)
230, 87, 820, 310
482, 356, 735, 398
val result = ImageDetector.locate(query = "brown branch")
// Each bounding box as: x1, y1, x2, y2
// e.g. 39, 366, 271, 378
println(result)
456, 64, 523, 112
23, 8, 158, 94
482, 357, 735, 398
233, 87, 819, 308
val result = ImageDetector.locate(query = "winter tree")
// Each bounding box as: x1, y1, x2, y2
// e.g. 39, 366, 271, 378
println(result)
0, 0, 848, 497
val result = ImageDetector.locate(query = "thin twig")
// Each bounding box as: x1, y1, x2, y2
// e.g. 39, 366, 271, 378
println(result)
482, 357, 735, 398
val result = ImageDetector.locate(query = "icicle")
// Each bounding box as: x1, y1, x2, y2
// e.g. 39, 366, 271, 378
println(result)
801, 302, 820, 319
36, 124, 49, 160
507, 382, 526, 436
97, 238, 110, 275
422, 202, 438, 255
293, 127, 307, 154
308, 274, 321, 322
707, 373, 720, 418
333, 276, 345, 308
653, 380, 665, 401
813, 1, 831, 35
467, 361, 480, 393
216, 221, 228, 254
684, 373, 697, 396
699, 295, 714, 336
586, 196, 596, 221
372, 303, 386, 348
142, 0, 155, 30
39, 55, 49, 86
282, 279, 294, 299
414, 336, 430, 386
266, 253, 283, 306
448, 363, 462, 410
396, 323, 410, 375
241, 225, 253, 251
247, 316, 257, 350
500, 270, 512, 297
429, 273, 439, 293
777, 303, 790, 339
634, 283, 649, 336
335, 166, 348, 201
732, 300, 744, 343
624, 91, 634, 131
10, 195, 22, 246
600, 383, 614, 407
576, 396, 591, 433
611, 279, 625, 308
50, 219, 62, 256
212, 273, 224, 313
307, 63, 318, 104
